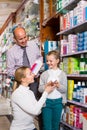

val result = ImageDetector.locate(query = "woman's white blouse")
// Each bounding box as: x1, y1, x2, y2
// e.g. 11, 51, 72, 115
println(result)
10, 85, 48, 130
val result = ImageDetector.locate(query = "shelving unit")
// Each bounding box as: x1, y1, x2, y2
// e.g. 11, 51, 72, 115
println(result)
57, 0, 87, 130
0, 1, 30, 125
60, 120, 81, 130
41, 0, 81, 27
58, 0, 80, 11
61, 50, 87, 57
40, 0, 60, 43
56, 20, 87, 35
67, 100, 87, 108
61, 49, 87, 81
40, 0, 87, 130
67, 74, 87, 80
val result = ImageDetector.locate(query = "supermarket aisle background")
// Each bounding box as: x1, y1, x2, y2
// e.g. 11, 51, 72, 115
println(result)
0, 116, 10, 130
0, 116, 39, 130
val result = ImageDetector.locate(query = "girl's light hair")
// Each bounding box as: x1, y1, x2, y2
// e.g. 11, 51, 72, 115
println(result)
46, 50, 60, 66
13, 66, 29, 91
47, 50, 60, 60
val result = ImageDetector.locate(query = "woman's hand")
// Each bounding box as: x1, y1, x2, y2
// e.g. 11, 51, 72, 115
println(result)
44, 81, 55, 94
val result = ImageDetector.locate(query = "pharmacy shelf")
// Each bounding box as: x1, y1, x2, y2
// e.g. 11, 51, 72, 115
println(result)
58, 0, 80, 13
61, 50, 87, 57
67, 74, 87, 81
67, 100, 87, 108
42, 0, 81, 27
59, 1, 87, 130
57, 20, 87, 35
60, 121, 81, 130
42, 13, 59, 27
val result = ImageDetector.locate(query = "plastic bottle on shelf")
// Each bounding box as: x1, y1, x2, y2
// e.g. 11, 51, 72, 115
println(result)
84, 54, 87, 74
76, 81, 82, 102
79, 54, 85, 74
80, 81, 85, 103
73, 83, 78, 101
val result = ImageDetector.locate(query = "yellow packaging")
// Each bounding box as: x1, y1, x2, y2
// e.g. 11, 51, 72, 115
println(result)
67, 80, 74, 100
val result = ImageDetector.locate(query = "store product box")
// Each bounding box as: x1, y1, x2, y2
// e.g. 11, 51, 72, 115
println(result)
31, 59, 43, 75
83, 115, 87, 130
85, 7, 87, 20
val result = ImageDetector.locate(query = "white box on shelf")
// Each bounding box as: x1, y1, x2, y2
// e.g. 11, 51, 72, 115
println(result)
83, 116, 87, 130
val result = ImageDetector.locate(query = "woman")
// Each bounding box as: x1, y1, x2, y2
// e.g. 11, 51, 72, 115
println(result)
10, 66, 55, 130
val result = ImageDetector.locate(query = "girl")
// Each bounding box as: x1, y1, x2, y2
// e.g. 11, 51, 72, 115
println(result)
10, 66, 55, 130
38, 50, 67, 130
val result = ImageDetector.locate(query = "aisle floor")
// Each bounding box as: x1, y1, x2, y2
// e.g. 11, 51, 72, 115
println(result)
0, 116, 39, 130
0, 116, 10, 130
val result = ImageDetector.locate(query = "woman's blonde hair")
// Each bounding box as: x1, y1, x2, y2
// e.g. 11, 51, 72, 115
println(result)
13, 66, 29, 91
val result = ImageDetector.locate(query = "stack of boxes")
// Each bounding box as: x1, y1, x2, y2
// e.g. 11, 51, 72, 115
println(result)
62, 57, 79, 75
83, 113, 87, 130
60, 34, 78, 55
73, 106, 83, 129
59, 0, 87, 31
77, 31, 87, 51
57, 0, 74, 11
67, 80, 87, 104
62, 105, 86, 129
60, 31, 87, 55
68, 57, 79, 74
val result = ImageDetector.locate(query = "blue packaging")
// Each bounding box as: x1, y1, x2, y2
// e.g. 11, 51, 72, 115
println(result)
73, 16, 77, 26
78, 37, 84, 42
84, 31, 87, 37
84, 37, 87, 42
70, 17, 74, 28
44, 40, 59, 70
77, 42, 84, 47
77, 32, 84, 38
85, 7, 87, 20
83, 45, 87, 50
78, 46, 84, 51
84, 41, 87, 45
